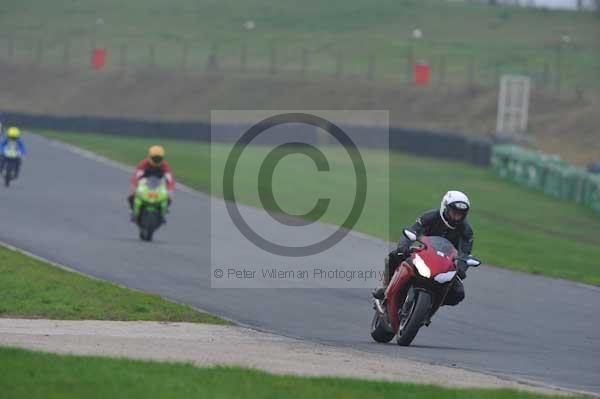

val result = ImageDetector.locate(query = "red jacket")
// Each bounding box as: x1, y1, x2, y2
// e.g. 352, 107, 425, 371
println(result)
130, 159, 175, 193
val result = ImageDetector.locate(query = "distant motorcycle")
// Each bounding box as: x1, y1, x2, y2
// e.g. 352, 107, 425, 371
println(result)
133, 176, 169, 241
1, 141, 22, 187
371, 229, 481, 346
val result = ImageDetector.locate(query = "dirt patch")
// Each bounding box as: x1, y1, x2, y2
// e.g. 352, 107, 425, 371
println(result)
0, 62, 598, 165
0, 318, 573, 396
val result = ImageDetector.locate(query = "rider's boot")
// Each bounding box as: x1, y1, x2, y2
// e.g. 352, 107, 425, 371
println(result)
160, 206, 169, 225
372, 255, 391, 300
128, 194, 136, 223
372, 287, 386, 300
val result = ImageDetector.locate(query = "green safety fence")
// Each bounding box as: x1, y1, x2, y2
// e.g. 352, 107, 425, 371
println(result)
492, 145, 600, 215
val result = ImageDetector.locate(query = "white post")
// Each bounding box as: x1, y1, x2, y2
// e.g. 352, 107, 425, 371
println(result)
496, 74, 531, 135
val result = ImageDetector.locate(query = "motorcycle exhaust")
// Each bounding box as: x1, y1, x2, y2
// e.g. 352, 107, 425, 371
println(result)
373, 298, 385, 315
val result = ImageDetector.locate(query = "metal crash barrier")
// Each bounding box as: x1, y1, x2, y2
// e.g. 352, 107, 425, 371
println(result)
492, 145, 600, 215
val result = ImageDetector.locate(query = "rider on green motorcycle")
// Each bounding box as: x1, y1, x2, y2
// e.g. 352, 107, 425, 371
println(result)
133, 176, 169, 220
128, 145, 175, 221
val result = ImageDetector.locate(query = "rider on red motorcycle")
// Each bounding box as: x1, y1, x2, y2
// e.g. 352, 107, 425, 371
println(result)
373, 190, 474, 305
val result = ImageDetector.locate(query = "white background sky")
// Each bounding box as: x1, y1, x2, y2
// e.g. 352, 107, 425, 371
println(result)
535, 0, 594, 8
489, 0, 596, 9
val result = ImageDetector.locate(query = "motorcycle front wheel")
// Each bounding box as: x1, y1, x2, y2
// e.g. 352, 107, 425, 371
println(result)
396, 290, 432, 346
3, 159, 17, 187
138, 209, 160, 242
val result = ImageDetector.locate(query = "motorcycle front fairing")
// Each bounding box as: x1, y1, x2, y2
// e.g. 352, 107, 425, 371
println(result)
386, 262, 415, 332
385, 236, 459, 332
134, 177, 169, 217
3, 142, 21, 159
406, 236, 459, 320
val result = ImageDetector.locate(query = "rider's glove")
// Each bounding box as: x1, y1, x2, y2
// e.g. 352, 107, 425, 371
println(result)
388, 250, 405, 268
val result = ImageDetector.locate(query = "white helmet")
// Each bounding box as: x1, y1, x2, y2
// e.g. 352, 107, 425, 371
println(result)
440, 190, 470, 229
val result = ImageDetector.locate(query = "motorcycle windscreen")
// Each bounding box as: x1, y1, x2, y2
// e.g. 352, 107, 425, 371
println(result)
419, 236, 458, 277
426, 236, 456, 256
144, 176, 164, 190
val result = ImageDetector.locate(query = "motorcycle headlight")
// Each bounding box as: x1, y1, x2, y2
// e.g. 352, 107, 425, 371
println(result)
413, 254, 431, 278
434, 270, 456, 284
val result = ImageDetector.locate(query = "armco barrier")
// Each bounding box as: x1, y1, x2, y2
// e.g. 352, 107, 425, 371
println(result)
492, 144, 600, 215
0, 111, 491, 167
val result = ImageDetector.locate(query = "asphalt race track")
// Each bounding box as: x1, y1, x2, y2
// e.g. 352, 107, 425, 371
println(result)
1, 134, 599, 394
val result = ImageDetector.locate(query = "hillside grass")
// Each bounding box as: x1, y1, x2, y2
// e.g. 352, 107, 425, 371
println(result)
0, 0, 597, 88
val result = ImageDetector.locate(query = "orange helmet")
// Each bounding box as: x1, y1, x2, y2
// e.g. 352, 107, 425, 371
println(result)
148, 145, 165, 166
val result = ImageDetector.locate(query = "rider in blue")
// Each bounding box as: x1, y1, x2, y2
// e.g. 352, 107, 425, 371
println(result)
0, 127, 27, 178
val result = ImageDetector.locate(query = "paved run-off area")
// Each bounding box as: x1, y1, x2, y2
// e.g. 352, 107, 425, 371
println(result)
0, 134, 599, 395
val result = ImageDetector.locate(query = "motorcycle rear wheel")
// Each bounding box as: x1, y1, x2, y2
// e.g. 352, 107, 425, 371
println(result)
396, 290, 432, 346
370, 311, 395, 343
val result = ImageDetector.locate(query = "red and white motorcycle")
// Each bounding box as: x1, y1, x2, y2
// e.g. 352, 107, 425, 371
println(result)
371, 229, 481, 346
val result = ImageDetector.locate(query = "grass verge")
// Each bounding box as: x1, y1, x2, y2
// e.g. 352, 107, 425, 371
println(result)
38, 131, 600, 286
0, 244, 225, 323
0, 347, 571, 399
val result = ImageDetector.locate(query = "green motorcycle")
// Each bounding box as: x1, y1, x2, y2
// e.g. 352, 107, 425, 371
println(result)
134, 176, 169, 241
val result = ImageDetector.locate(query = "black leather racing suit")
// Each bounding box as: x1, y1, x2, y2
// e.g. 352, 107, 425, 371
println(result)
386, 209, 474, 306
